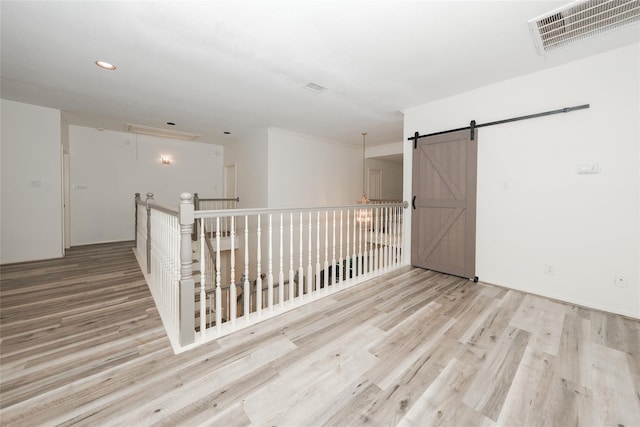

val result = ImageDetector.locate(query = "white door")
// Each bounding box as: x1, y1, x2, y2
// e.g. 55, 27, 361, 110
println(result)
368, 169, 382, 200
224, 163, 236, 198
63, 152, 70, 249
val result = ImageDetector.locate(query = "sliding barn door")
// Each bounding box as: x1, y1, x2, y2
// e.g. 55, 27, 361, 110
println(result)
412, 129, 477, 279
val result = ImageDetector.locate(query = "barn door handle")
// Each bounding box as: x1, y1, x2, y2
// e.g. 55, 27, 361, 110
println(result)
412, 196, 416, 210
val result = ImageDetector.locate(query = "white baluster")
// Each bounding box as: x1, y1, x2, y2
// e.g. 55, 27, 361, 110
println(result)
199, 218, 206, 334
215, 217, 222, 331
346, 209, 351, 282
256, 214, 262, 316
384, 207, 393, 269
393, 206, 401, 266
279, 213, 285, 307
307, 212, 313, 294
315, 211, 320, 292
205, 226, 213, 329
324, 211, 329, 290
376, 207, 381, 271
398, 206, 404, 265
230, 215, 236, 325
370, 208, 374, 272
338, 210, 343, 286
298, 212, 304, 299
244, 215, 250, 319
381, 207, 386, 270
391, 206, 396, 267
347, 210, 358, 279
389, 206, 394, 267
289, 212, 295, 303
331, 210, 336, 287
367, 208, 373, 275
379, 207, 385, 270
268, 214, 274, 312
357, 209, 362, 278
392, 206, 396, 267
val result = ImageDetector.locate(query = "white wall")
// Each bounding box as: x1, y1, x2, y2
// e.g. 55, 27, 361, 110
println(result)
366, 158, 403, 200
223, 129, 268, 209
1, 99, 63, 263
267, 128, 362, 208
366, 141, 402, 158
69, 126, 223, 245
404, 43, 640, 318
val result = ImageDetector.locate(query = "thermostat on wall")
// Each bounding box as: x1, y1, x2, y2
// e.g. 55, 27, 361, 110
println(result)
577, 163, 600, 174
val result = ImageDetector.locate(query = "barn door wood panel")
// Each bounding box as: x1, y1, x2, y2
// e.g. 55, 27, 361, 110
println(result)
412, 129, 477, 279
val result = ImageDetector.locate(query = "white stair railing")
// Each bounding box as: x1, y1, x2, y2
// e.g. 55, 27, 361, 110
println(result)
133, 192, 194, 352
193, 201, 407, 349
134, 192, 407, 353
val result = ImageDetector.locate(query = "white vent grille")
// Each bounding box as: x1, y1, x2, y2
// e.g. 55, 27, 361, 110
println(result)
303, 82, 328, 93
529, 0, 640, 54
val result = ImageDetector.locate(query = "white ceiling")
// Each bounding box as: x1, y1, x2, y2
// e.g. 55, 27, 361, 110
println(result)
2, 1, 639, 147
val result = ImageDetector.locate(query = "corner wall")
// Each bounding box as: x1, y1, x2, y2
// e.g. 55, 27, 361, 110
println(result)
404, 43, 640, 318
222, 129, 269, 209
1, 99, 63, 263
267, 128, 362, 208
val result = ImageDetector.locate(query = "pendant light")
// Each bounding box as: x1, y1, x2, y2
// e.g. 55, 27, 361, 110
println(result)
357, 132, 370, 205
357, 132, 371, 223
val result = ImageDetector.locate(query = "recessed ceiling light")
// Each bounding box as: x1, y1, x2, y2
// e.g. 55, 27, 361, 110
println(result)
95, 60, 116, 70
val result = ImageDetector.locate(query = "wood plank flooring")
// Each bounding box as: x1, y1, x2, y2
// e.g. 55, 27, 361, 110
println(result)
1, 242, 639, 426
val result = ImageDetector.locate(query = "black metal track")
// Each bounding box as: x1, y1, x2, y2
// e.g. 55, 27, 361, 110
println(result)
410, 104, 589, 146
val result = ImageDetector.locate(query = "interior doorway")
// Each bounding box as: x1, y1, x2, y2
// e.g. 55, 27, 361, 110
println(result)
63, 152, 70, 250
223, 163, 236, 198
368, 168, 382, 200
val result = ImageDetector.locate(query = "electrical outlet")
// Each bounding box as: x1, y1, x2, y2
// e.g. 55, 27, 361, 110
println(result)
544, 264, 555, 276
614, 275, 627, 288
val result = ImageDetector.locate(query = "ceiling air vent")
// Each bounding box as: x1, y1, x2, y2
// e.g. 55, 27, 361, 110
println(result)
303, 82, 328, 94
528, 0, 640, 55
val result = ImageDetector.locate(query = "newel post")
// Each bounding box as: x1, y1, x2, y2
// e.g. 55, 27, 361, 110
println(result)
145, 192, 154, 274
134, 193, 140, 248
179, 192, 196, 346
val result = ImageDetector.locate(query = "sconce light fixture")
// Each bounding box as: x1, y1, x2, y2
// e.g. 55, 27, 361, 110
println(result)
161, 155, 172, 165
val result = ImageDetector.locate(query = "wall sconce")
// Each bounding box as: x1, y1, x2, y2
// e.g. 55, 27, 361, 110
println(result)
161, 155, 172, 165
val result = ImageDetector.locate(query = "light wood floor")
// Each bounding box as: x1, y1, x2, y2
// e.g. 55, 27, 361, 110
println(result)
1, 242, 639, 426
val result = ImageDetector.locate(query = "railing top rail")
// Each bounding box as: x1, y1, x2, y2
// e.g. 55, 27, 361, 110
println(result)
196, 197, 240, 203
135, 194, 178, 216
136, 202, 178, 216
194, 201, 408, 219
151, 205, 179, 216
